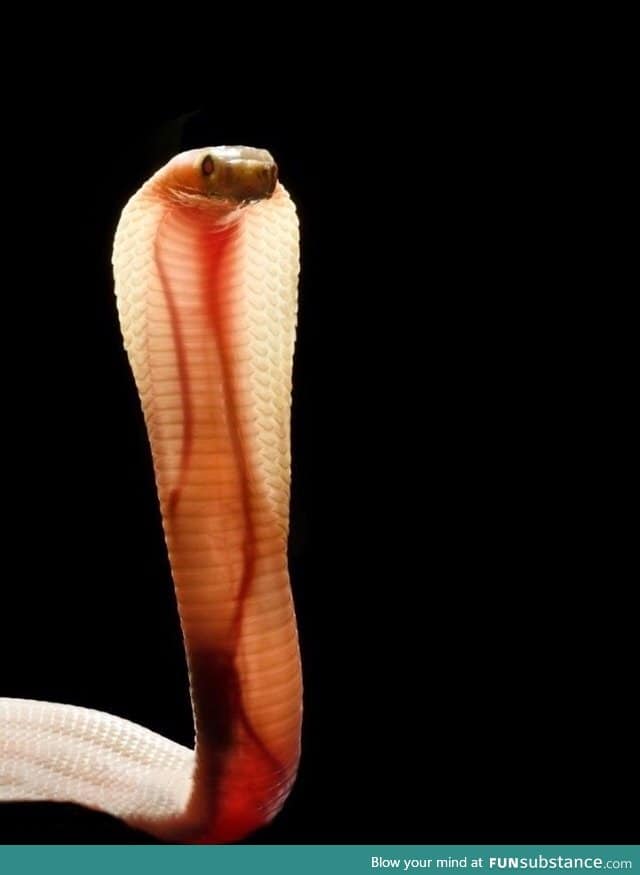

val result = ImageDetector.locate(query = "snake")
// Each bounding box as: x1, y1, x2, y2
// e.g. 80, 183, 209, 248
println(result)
0, 146, 302, 843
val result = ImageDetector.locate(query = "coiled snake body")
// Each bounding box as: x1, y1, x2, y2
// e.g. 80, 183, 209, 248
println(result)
0, 147, 302, 843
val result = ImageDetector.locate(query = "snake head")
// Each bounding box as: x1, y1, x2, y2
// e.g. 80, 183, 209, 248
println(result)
165, 146, 278, 207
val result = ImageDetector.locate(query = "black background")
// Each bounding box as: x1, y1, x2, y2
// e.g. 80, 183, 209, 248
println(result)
0, 90, 634, 844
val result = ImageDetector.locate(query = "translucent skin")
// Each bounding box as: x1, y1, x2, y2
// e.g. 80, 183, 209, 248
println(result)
0, 148, 302, 843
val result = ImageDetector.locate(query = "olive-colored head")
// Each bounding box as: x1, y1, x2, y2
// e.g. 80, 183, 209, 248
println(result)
164, 146, 278, 206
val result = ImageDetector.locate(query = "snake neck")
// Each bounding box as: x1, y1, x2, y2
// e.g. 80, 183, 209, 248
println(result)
142, 199, 299, 841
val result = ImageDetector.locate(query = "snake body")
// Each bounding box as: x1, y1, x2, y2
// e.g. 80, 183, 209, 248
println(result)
0, 147, 302, 842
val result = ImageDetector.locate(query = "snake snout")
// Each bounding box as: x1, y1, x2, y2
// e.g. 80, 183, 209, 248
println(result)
231, 159, 278, 202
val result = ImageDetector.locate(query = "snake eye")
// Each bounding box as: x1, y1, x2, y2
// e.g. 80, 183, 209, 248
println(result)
201, 156, 215, 177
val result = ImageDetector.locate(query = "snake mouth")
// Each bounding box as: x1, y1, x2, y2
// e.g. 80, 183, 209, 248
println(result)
200, 146, 278, 204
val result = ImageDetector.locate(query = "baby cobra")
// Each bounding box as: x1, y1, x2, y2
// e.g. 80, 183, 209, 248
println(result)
0, 146, 302, 843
